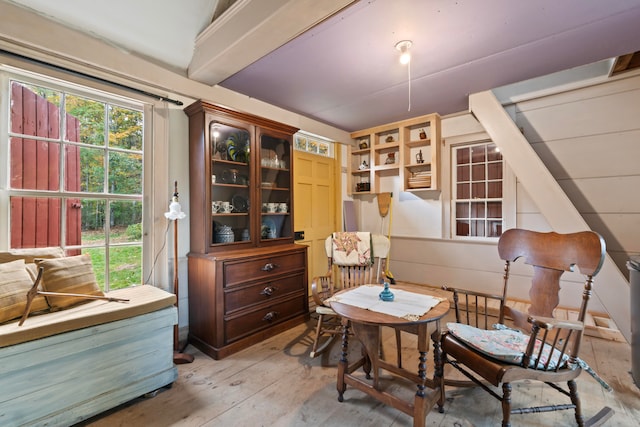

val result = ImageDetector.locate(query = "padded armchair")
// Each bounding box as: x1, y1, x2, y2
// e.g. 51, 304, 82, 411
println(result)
435, 229, 613, 427
309, 233, 392, 358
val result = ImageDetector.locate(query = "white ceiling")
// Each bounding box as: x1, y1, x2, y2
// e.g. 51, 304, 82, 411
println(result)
7, 0, 640, 132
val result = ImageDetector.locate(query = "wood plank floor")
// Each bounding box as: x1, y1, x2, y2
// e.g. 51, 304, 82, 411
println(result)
80, 312, 640, 427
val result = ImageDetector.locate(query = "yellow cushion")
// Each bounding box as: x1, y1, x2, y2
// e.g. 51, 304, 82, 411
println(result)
37, 255, 104, 309
0, 260, 49, 324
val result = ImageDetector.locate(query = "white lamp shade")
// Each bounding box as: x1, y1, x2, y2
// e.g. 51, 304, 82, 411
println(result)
164, 198, 186, 220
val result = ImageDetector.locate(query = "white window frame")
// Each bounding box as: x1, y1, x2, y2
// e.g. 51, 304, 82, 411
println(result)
442, 135, 516, 241
0, 61, 170, 291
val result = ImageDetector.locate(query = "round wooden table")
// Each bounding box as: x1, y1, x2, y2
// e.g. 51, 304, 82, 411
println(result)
330, 283, 450, 427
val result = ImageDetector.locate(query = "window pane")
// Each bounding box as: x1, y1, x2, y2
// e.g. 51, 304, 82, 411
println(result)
471, 164, 485, 181
487, 144, 502, 161
456, 147, 470, 164
488, 220, 503, 237
471, 145, 485, 163
457, 182, 470, 199
470, 201, 485, 218
109, 151, 142, 194
75, 146, 105, 193
488, 181, 502, 198
10, 81, 61, 138
109, 200, 142, 242
456, 202, 469, 217
109, 105, 143, 150
487, 162, 502, 180
65, 94, 106, 145
456, 164, 470, 182
9, 137, 61, 191
456, 220, 470, 236
109, 245, 142, 289
471, 182, 486, 198
10, 196, 61, 249
487, 202, 502, 218
471, 220, 485, 237
81, 199, 106, 246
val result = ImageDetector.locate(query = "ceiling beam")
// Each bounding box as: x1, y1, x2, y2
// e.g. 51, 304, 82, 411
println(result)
188, 0, 355, 85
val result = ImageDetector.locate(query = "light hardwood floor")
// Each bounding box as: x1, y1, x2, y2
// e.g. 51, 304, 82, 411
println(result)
81, 313, 640, 427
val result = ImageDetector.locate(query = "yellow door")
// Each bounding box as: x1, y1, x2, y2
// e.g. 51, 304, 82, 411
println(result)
294, 149, 339, 294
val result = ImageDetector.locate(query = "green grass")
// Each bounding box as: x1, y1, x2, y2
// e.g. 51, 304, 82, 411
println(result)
81, 225, 142, 291
84, 241, 142, 291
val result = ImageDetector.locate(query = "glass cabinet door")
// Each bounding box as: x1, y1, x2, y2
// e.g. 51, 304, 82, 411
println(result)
259, 133, 291, 241
210, 121, 251, 246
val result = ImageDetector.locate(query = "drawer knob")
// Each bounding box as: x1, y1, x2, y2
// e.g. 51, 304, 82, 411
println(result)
261, 263, 279, 272
260, 286, 277, 297
262, 311, 279, 322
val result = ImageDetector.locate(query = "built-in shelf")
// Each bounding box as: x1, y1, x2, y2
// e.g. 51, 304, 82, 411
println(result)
348, 113, 441, 195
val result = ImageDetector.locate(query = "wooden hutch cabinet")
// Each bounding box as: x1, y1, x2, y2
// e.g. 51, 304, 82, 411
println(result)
184, 100, 308, 360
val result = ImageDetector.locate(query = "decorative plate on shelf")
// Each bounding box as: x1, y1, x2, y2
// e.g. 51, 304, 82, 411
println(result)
231, 194, 249, 213
226, 131, 249, 163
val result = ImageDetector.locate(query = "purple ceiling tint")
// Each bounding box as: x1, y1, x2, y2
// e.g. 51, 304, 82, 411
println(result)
221, 0, 640, 132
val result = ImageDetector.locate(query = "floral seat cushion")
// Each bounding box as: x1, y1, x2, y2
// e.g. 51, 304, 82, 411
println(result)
446, 322, 570, 370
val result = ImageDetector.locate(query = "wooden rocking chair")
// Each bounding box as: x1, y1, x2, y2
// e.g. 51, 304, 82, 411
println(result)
435, 228, 614, 427
309, 233, 399, 358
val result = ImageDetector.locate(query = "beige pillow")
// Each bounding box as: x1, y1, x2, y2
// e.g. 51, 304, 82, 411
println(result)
37, 255, 104, 309
0, 247, 65, 264
0, 259, 49, 324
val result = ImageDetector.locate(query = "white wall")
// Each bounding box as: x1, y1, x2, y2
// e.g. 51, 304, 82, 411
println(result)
515, 74, 640, 276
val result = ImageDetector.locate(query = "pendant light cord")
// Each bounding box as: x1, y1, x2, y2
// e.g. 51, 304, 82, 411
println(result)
407, 59, 411, 112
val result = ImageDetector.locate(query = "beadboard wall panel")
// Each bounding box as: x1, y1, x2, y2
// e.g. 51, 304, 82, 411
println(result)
515, 73, 640, 276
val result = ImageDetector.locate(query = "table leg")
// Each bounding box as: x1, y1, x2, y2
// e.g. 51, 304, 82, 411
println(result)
413, 324, 430, 427
337, 319, 350, 402
431, 321, 445, 413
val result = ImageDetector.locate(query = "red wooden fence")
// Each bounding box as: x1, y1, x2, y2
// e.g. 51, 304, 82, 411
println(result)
10, 82, 81, 250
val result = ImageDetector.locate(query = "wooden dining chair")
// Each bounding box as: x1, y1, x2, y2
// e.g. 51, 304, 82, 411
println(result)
435, 228, 613, 427
309, 233, 396, 358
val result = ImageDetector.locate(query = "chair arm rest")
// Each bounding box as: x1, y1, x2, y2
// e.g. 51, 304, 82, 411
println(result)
527, 315, 584, 331
311, 273, 333, 307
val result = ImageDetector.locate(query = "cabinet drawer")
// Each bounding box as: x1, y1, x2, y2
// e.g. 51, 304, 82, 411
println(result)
224, 274, 304, 314
224, 251, 305, 287
225, 295, 306, 343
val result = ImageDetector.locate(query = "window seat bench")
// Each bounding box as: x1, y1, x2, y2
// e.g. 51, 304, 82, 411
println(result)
0, 284, 178, 427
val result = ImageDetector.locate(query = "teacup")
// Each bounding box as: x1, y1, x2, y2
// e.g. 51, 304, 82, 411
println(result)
212, 201, 222, 213
278, 203, 288, 213
220, 201, 233, 213
267, 203, 278, 213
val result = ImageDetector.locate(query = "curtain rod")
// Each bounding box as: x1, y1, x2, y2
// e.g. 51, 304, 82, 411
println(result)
1, 49, 184, 106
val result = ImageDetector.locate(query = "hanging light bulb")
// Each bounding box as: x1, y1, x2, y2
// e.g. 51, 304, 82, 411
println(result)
395, 40, 412, 64
395, 40, 413, 111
